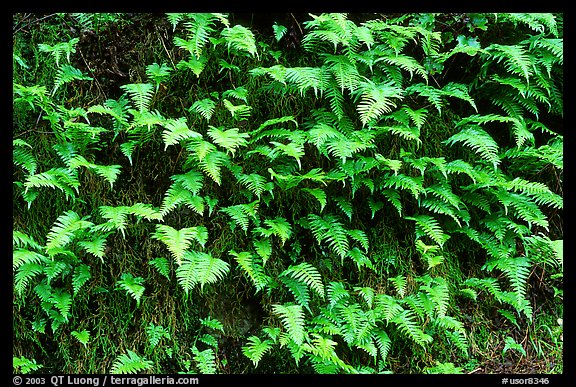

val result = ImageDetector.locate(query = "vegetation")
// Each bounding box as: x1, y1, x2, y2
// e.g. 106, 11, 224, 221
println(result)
13, 12, 563, 374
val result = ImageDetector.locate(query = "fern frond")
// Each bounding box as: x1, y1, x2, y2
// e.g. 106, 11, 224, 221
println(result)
116, 273, 145, 306
179, 250, 230, 292
191, 346, 217, 374
14, 263, 44, 295
120, 83, 155, 113
71, 329, 90, 347
13, 139, 37, 175
391, 309, 433, 347
221, 24, 258, 58
282, 262, 325, 299
220, 201, 259, 234
176, 56, 208, 77
24, 168, 80, 201
45, 210, 93, 254
356, 79, 404, 126
153, 224, 209, 265
72, 264, 91, 295
229, 250, 270, 292
146, 323, 170, 349
380, 173, 425, 200
162, 117, 202, 150
52, 65, 92, 95
302, 188, 327, 212
405, 214, 450, 247
443, 125, 500, 169
308, 214, 350, 259
190, 98, 216, 121
110, 350, 153, 374
272, 303, 306, 345
242, 336, 273, 367
149, 257, 171, 280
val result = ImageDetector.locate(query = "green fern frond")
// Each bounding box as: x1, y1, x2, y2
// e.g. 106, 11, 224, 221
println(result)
52, 65, 92, 95
282, 262, 325, 299
24, 168, 80, 201
13, 356, 43, 374
162, 117, 202, 150
13, 139, 37, 175
191, 346, 217, 374
220, 201, 259, 234
302, 188, 327, 212
380, 173, 425, 200
153, 224, 209, 265
45, 210, 93, 254
308, 214, 350, 259
208, 126, 250, 156
160, 181, 205, 217
198, 150, 230, 185
146, 62, 172, 91
116, 273, 145, 306
272, 303, 306, 345
391, 309, 433, 347
485, 43, 533, 84
221, 24, 258, 58
280, 276, 311, 310
176, 250, 230, 293
149, 257, 171, 280
405, 214, 449, 247
71, 329, 91, 347
262, 217, 293, 245
229, 250, 270, 293
176, 56, 208, 77
190, 98, 216, 121
356, 79, 404, 126
120, 83, 155, 113
14, 263, 44, 296
405, 83, 444, 113
110, 350, 153, 374
443, 125, 500, 169
97, 206, 130, 238
72, 264, 91, 295
242, 336, 273, 367
236, 172, 270, 199
146, 323, 170, 349
13, 249, 48, 270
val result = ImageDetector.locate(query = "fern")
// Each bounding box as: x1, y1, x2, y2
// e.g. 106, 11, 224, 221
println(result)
207, 126, 249, 156
307, 214, 350, 260
221, 24, 258, 58
229, 250, 270, 293
191, 346, 217, 374
71, 329, 91, 347
355, 79, 404, 126
72, 264, 91, 295
220, 201, 259, 234
149, 257, 171, 280
242, 336, 273, 367
443, 125, 500, 169
146, 323, 170, 349
45, 210, 93, 255
110, 350, 153, 374
161, 117, 202, 150
13, 356, 43, 374
176, 250, 230, 293
153, 224, 208, 265
146, 62, 172, 92
282, 262, 325, 299
190, 98, 216, 121
273, 303, 306, 345
120, 83, 155, 113
116, 273, 145, 306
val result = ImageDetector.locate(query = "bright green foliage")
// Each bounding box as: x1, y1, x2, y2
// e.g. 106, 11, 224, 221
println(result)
110, 350, 154, 374
13, 12, 562, 375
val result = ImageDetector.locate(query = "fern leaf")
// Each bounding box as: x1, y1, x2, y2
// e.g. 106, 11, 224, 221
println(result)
443, 125, 500, 169
263, 217, 293, 245
220, 201, 259, 234
72, 264, 91, 295
272, 303, 306, 345
207, 126, 250, 156
221, 24, 258, 58
356, 80, 404, 126
176, 251, 230, 293
45, 210, 93, 254
282, 262, 325, 298
14, 263, 44, 295
153, 224, 209, 265
406, 214, 449, 247
307, 214, 350, 259
160, 181, 205, 217
190, 98, 216, 121
149, 257, 171, 280
242, 336, 273, 367
120, 83, 154, 113
280, 276, 311, 310
110, 350, 153, 374
71, 329, 91, 347
162, 117, 202, 150
191, 346, 217, 374
116, 273, 145, 306
302, 188, 328, 212
391, 309, 433, 347
229, 250, 270, 292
